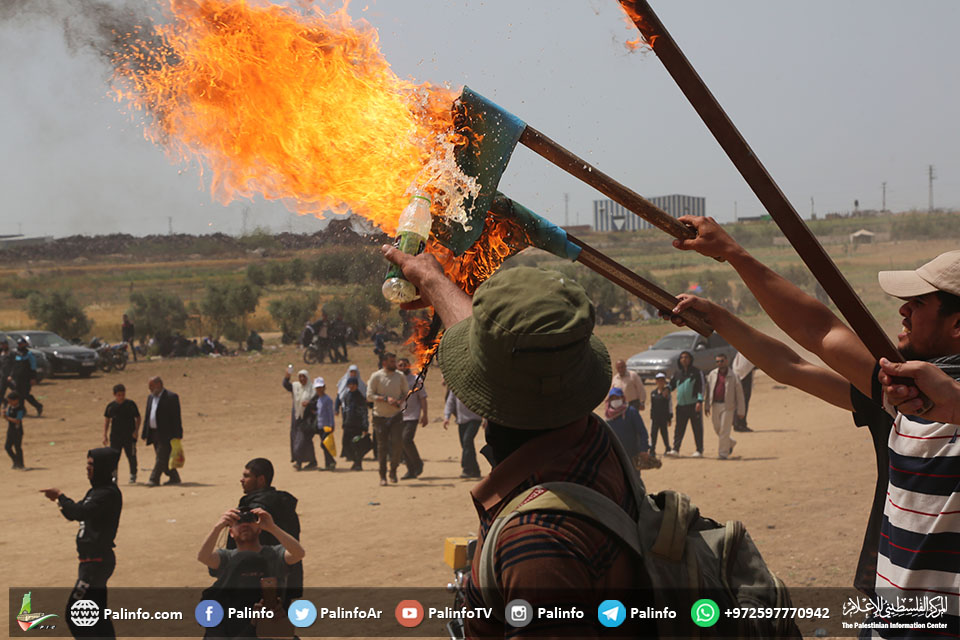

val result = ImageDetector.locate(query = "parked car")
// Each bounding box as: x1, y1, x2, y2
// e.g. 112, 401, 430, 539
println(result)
626, 330, 737, 382
7, 331, 98, 378
0, 331, 51, 382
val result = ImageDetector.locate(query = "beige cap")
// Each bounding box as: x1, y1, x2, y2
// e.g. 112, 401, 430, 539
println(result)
878, 250, 960, 299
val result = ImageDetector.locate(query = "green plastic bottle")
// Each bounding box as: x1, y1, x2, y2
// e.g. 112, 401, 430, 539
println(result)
382, 190, 432, 304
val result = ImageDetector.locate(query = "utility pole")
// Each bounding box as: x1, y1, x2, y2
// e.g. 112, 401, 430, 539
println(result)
564, 193, 569, 227
928, 165, 936, 212
242, 207, 250, 235
167, 217, 173, 235
810, 196, 815, 218
881, 182, 886, 211
734, 200, 738, 221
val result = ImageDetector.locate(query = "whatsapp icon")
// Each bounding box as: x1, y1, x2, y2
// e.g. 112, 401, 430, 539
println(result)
691, 599, 720, 628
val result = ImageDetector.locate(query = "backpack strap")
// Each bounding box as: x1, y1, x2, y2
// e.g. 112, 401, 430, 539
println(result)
650, 491, 698, 562
476, 481, 644, 622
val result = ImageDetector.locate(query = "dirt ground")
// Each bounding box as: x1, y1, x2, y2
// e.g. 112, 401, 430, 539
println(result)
2, 329, 877, 634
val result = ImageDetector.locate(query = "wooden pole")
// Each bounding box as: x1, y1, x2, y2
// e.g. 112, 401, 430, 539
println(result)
618, 0, 903, 364
567, 234, 713, 337
518, 126, 695, 241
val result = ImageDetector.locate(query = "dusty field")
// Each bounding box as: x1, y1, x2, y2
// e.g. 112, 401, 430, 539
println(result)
2, 329, 876, 634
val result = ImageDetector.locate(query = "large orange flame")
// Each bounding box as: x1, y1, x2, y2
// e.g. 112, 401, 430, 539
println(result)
112, 0, 531, 367
112, 0, 460, 234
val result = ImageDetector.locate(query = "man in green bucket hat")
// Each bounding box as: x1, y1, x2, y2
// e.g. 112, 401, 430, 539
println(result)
382, 245, 652, 637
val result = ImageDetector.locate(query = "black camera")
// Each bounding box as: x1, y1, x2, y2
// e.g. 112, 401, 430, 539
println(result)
237, 507, 258, 524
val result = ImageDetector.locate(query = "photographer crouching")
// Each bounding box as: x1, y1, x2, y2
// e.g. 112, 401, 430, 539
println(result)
197, 506, 305, 638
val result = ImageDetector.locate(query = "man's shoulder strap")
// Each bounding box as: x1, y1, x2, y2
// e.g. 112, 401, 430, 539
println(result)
476, 481, 643, 622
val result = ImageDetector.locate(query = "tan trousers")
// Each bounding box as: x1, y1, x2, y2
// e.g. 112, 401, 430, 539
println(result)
711, 406, 736, 457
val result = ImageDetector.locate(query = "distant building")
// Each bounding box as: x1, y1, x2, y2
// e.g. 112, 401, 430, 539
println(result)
593, 194, 705, 232
0, 235, 53, 250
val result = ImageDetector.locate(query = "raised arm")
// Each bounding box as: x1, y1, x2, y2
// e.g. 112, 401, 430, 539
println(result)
197, 510, 236, 570
671, 294, 853, 411
380, 246, 472, 328
673, 216, 875, 395
251, 508, 305, 565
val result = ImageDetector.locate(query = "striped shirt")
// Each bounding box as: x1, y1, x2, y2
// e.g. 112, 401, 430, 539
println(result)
463, 416, 652, 638
855, 368, 960, 638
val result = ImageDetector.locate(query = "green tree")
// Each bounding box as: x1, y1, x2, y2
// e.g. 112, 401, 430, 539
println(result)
287, 258, 307, 283
26, 291, 93, 340
554, 263, 630, 324
128, 290, 188, 341
200, 282, 262, 342
699, 270, 733, 308
268, 293, 319, 343
246, 263, 267, 287
265, 261, 288, 286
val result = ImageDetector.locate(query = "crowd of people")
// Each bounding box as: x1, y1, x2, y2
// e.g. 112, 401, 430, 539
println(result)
281, 353, 432, 485
13, 231, 957, 640
601, 348, 757, 466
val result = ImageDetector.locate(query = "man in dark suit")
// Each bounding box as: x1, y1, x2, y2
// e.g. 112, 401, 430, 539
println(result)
142, 376, 182, 486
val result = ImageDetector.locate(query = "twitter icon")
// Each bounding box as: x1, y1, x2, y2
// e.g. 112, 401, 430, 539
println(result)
597, 600, 626, 628
287, 600, 318, 628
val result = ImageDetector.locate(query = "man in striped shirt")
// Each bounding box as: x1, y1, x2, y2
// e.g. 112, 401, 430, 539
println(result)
669, 218, 960, 638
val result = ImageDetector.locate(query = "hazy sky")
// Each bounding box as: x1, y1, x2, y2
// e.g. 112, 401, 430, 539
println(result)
1, 0, 957, 238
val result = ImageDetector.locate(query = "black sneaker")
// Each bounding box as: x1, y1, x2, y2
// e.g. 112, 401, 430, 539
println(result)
37, 405, 43, 417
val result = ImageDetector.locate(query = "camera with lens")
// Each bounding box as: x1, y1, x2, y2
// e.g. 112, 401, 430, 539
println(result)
237, 506, 258, 524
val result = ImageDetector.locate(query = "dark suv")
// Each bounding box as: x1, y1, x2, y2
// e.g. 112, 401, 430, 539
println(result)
0, 331, 51, 382
7, 331, 98, 378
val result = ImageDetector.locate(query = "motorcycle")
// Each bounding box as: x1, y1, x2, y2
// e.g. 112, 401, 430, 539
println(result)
109, 342, 129, 371
444, 537, 477, 640
91, 339, 129, 373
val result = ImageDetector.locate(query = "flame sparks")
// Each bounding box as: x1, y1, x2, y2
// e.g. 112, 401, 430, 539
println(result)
406, 214, 532, 369
619, 1, 658, 51
112, 0, 473, 234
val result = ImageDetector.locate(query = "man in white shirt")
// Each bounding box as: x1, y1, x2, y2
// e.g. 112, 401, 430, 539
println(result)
611, 359, 646, 412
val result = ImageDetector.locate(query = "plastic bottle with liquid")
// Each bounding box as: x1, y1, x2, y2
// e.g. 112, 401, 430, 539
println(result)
382, 190, 432, 304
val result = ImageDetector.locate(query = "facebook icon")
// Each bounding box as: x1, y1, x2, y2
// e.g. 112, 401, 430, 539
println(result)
194, 600, 224, 628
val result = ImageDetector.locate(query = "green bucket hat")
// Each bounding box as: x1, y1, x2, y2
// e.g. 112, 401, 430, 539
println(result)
437, 266, 612, 429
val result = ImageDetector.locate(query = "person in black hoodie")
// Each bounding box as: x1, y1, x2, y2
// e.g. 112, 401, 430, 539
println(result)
41, 447, 122, 639
227, 458, 303, 602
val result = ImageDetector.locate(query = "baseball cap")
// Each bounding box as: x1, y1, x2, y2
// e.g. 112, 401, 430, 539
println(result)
608, 387, 625, 397
313, 377, 325, 388
878, 250, 960, 299
655, 372, 667, 379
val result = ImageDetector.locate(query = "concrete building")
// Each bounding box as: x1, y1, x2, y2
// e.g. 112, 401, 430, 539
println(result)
593, 194, 705, 231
